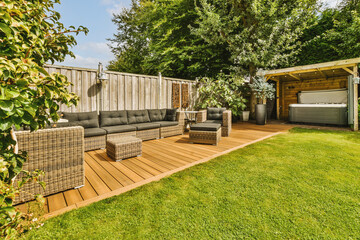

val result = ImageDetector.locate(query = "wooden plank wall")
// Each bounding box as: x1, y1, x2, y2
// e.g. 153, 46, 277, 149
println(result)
44, 65, 196, 113
280, 76, 348, 119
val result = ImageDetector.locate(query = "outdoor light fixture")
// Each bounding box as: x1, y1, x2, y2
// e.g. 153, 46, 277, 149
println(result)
354, 76, 360, 84
97, 62, 108, 83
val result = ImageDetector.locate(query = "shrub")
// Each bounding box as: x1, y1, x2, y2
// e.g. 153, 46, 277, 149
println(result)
194, 73, 247, 117
0, 0, 87, 238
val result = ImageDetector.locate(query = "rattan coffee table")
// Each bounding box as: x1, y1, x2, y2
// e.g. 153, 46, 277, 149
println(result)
106, 136, 142, 162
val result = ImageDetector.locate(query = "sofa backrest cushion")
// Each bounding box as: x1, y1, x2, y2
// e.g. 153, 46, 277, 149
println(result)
207, 108, 226, 120
165, 108, 177, 121
148, 109, 166, 122
100, 111, 128, 127
127, 110, 150, 124
62, 111, 99, 129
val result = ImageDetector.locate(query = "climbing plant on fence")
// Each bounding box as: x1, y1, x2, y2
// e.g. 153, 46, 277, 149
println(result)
0, 0, 87, 238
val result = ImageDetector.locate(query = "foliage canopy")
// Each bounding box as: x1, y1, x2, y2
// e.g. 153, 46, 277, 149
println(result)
108, 0, 232, 79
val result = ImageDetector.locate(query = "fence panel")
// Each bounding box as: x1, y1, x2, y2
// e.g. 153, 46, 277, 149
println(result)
44, 65, 196, 113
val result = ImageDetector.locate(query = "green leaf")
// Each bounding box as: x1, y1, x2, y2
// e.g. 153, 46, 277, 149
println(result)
1, 206, 17, 218
0, 120, 12, 131
0, 100, 14, 112
0, 22, 12, 37
15, 79, 28, 87
5, 89, 20, 98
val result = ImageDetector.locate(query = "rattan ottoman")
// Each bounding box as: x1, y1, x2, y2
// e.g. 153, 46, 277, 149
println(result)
106, 136, 142, 161
189, 123, 221, 145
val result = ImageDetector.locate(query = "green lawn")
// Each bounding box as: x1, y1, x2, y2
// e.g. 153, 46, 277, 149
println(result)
25, 128, 360, 239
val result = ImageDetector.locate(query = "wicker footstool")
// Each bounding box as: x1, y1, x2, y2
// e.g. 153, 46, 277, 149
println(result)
189, 123, 221, 145
106, 136, 142, 161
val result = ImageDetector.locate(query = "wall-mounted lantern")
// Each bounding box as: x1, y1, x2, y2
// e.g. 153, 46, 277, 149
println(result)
97, 62, 108, 84
354, 76, 360, 84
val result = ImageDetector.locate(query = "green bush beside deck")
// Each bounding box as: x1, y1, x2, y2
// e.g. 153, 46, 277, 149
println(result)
25, 128, 360, 239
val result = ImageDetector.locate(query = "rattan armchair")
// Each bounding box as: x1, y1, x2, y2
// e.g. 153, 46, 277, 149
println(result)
14, 126, 85, 204
196, 108, 232, 137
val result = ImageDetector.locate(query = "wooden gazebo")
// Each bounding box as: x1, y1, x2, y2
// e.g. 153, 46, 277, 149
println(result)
264, 58, 360, 130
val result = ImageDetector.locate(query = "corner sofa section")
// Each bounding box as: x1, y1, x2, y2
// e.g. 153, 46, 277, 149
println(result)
61, 109, 185, 151
62, 111, 107, 151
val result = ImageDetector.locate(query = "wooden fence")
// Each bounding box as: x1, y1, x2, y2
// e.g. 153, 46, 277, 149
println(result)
45, 65, 197, 113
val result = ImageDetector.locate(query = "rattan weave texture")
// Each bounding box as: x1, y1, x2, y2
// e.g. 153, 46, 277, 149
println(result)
189, 128, 221, 145
106, 136, 142, 161
14, 126, 84, 204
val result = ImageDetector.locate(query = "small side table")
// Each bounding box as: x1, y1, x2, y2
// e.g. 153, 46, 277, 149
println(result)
106, 136, 142, 162
183, 110, 199, 131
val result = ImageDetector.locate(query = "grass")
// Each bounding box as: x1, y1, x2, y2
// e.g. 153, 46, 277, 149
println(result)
24, 128, 360, 239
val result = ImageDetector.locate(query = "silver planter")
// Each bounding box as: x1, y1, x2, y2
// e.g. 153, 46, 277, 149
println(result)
255, 104, 267, 125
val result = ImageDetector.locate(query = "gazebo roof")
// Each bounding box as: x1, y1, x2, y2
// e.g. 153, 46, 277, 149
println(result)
264, 58, 360, 81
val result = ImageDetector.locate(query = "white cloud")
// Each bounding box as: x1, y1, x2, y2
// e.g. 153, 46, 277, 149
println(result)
56, 55, 102, 69
100, 0, 127, 16
51, 41, 114, 69
77, 42, 113, 57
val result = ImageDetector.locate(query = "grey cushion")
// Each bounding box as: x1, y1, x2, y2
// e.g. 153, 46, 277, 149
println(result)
148, 109, 166, 122
165, 108, 177, 121
205, 120, 223, 125
127, 110, 150, 124
100, 110, 128, 127
101, 125, 136, 134
84, 128, 106, 137
153, 121, 179, 127
130, 122, 161, 131
190, 123, 221, 131
207, 108, 226, 120
62, 111, 99, 129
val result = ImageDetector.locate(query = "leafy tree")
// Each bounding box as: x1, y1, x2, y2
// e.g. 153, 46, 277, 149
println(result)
0, 0, 87, 238
108, 0, 149, 74
193, 0, 319, 75
108, 0, 232, 79
298, 0, 360, 65
192, 0, 318, 114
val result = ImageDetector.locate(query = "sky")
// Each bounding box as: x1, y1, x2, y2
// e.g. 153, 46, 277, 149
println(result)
54, 0, 340, 70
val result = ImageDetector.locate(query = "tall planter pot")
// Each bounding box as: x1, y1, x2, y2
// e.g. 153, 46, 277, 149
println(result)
255, 104, 267, 125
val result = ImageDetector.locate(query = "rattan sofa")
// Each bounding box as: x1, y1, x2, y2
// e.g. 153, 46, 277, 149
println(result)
60, 109, 185, 151
14, 126, 85, 204
196, 108, 232, 137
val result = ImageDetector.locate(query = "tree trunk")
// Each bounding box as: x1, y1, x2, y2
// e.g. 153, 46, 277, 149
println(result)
249, 63, 257, 119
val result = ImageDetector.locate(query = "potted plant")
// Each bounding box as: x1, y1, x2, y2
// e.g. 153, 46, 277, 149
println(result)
249, 76, 275, 125
242, 109, 250, 121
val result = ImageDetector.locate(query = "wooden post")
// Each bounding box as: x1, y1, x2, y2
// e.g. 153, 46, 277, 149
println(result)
353, 64, 358, 131
179, 81, 182, 111
158, 72, 162, 109
97, 63, 102, 114
276, 79, 280, 120
281, 82, 285, 120
266, 77, 280, 120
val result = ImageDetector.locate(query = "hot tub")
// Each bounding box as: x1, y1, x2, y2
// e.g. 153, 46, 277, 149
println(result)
289, 103, 347, 125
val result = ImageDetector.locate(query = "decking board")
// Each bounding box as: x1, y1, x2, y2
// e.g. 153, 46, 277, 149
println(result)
17, 122, 293, 218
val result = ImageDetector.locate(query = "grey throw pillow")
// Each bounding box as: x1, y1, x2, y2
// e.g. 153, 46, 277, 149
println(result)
165, 108, 177, 121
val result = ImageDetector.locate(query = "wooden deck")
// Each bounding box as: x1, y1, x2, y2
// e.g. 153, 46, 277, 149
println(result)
17, 122, 293, 218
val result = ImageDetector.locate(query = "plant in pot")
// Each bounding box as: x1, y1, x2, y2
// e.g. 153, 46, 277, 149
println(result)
242, 109, 250, 121
249, 76, 275, 125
